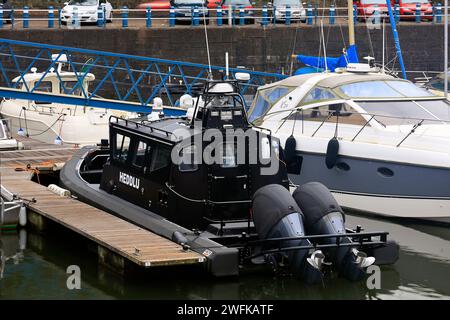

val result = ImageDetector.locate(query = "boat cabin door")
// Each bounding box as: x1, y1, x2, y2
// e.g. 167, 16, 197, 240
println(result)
207, 140, 251, 222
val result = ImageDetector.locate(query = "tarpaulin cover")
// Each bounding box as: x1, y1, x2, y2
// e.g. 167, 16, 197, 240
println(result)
294, 45, 359, 73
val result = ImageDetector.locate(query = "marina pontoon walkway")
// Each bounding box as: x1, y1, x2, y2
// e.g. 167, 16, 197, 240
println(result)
1, 138, 205, 268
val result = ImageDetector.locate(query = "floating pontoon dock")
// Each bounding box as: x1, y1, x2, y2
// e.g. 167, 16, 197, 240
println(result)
1, 137, 204, 270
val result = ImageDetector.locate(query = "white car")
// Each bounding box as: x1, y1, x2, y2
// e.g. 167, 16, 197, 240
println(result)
271, 0, 306, 22
61, 0, 113, 24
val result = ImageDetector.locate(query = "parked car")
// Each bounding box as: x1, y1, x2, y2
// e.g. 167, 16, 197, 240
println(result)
0, 0, 13, 24
268, 0, 306, 23
170, 0, 209, 23
221, 0, 255, 24
393, 0, 433, 21
136, 1, 171, 9
355, 0, 388, 21
61, 0, 113, 24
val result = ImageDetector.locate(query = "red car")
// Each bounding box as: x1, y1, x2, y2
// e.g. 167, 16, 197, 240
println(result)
393, 0, 433, 21
356, 0, 388, 21
137, 1, 221, 9
136, 1, 171, 9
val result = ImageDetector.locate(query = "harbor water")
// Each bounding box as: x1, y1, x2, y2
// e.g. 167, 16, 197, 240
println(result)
1, 213, 449, 300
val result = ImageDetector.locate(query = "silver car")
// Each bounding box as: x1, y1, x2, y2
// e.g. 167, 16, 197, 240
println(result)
270, 0, 306, 22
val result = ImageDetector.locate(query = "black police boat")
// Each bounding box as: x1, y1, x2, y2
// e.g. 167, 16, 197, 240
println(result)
60, 80, 398, 283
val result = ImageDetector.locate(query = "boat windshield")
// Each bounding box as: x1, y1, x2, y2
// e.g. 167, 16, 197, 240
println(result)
356, 99, 450, 126
248, 85, 295, 122
60, 81, 83, 96
68, 0, 98, 5
338, 80, 434, 99
0, 121, 6, 139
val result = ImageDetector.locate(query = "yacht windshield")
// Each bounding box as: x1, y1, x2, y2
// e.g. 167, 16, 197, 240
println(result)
68, 0, 98, 5
248, 85, 295, 122
338, 80, 434, 98
357, 100, 450, 126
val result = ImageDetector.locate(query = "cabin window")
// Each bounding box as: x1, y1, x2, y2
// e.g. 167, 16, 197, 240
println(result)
133, 141, 150, 169
178, 145, 199, 172
33, 81, 53, 93
114, 133, 131, 163
302, 88, 337, 103
60, 81, 83, 96
338, 81, 403, 98
151, 145, 171, 172
286, 103, 368, 126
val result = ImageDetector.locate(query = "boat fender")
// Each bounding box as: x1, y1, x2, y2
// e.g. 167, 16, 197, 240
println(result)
252, 184, 323, 283
293, 182, 374, 281
47, 184, 71, 197
19, 204, 27, 227
284, 135, 297, 165
325, 137, 339, 169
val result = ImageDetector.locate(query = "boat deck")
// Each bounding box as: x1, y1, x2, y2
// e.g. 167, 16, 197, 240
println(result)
1, 137, 204, 268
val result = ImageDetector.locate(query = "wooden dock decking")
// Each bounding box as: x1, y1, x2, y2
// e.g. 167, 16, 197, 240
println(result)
1, 137, 205, 268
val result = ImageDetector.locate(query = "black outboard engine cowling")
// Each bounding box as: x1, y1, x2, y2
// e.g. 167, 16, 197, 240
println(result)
252, 184, 323, 284
293, 182, 375, 281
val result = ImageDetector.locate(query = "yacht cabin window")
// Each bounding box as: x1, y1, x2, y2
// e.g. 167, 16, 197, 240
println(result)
338, 80, 434, 98
286, 103, 368, 126
60, 81, 83, 96
302, 87, 337, 103
33, 81, 53, 93
178, 145, 199, 172
151, 146, 172, 172
248, 85, 295, 122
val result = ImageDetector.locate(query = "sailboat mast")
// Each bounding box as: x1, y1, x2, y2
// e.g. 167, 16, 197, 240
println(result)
348, 0, 355, 45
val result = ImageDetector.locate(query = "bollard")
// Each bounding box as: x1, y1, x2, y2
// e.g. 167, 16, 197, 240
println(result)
373, 5, 380, 26
307, 3, 312, 25
97, 6, 104, 27
121, 6, 128, 28
273, 5, 277, 24
285, 5, 291, 25
415, 3, 420, 23
23, 6, 29, 29
314, 3, 318, 24
10, 9, 14, 29
0, 7, 3, 29
437, 3, 442, 23
217, 6, 223, 26
395, 3, 400, 23
353, 4, 357, 24
48, 6, 55, 28
239, 6, 245, 25
169, 6, 175, 27
193, 6, 199, 26
262, 5, 268, 26
72, 6, 79, 28
329, 4, 335, 25
146, 7, 152, 28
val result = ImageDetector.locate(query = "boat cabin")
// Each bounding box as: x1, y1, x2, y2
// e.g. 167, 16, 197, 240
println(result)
97, 81, 289, 230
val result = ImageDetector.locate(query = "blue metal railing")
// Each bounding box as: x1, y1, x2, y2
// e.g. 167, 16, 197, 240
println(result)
0, 38, 286, 112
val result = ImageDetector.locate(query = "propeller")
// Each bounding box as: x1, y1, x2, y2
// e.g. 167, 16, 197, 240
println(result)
352, 248, 376, 268
307, 250, 331, 270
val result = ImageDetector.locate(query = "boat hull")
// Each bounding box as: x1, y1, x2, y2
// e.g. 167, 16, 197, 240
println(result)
290, 151, 450, 223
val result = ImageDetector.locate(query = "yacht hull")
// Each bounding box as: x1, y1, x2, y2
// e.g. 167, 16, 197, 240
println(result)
290, 151, 450, 223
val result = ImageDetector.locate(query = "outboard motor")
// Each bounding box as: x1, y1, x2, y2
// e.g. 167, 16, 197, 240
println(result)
293, 182, 375, 281
252, 184, 324, 284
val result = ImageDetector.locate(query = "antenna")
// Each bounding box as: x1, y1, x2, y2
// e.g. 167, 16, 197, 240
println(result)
201, 3, 212, 79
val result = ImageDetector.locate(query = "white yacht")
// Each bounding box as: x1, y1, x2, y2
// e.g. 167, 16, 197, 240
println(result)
0, 55, 134, 147
247, 64, 450, 223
